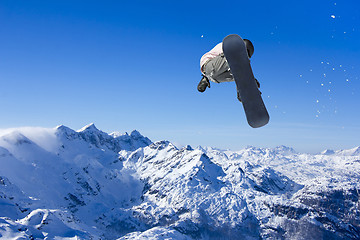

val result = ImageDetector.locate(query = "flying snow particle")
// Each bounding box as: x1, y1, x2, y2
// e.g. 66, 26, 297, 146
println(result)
29, 196, 40, 201
201, 35, 204, 38
316, 100, 320, 103
331, 15, 336, 19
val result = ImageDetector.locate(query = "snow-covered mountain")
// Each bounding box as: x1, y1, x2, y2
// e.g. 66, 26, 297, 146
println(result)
0, 125, 359, 239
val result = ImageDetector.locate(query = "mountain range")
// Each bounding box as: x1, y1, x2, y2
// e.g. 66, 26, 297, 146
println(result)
0, 124, 359, 239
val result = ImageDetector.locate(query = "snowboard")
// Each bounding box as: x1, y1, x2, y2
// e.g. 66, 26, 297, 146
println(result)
222, 34, 269, 128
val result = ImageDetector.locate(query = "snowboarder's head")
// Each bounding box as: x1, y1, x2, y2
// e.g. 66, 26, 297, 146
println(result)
244, 39, 254, 58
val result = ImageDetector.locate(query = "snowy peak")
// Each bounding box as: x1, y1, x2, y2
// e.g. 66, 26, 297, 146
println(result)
55, 124, 78, 139
336, 146, 360, 156
125, 141, 227, 230
147, 140, 175, 151
182, 145, 193, 151
0, 131, 50, 162
55, 124, 74, 132
115, 129, 152, 152
242, 145, 296, 156
77, 124, 114, 149
77, 123, 99, 133
130, 130, 142, 138
77, 123, 109, 143
321, 149, 335, 155
273, 145, 297, 155
56, 124, 152, 152
1, 131, 33, 146
319, 146, 360, 156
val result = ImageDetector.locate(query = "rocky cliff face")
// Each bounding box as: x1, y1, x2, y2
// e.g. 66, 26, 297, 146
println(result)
0, 125, 359, 239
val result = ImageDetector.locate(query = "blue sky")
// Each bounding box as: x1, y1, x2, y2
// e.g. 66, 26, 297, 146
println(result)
1, 0, 359, 153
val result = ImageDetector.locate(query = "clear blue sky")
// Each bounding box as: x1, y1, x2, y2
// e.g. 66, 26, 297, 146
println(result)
1, 0, 359, 153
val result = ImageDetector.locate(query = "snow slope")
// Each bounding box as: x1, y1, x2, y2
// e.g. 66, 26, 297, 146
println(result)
0, 125, 359, 239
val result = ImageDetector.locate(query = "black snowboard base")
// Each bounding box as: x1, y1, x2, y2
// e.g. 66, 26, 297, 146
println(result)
222, 34, 269, 128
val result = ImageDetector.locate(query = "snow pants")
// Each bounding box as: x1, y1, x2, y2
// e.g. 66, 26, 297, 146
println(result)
203, 53, 234, 83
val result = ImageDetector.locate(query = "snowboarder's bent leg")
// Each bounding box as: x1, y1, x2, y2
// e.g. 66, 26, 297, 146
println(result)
203, 54, 234, 83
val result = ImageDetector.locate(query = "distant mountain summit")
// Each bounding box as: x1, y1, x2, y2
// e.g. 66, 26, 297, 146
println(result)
0, 125, 359, 239
78, 122, 100, 132
336, 146, 360, 156
320, 146, 360, 156
321, 149, 336, 155
55, 123, 152, 152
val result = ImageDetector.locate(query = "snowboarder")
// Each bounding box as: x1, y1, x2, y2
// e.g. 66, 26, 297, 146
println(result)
198, 35, 269, 128
197, 38, 260, 101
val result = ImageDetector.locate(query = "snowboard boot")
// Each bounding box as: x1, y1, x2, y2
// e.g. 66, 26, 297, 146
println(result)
237, 78, 261, 102
197, 75, 210, 92
244, 39, 254, 58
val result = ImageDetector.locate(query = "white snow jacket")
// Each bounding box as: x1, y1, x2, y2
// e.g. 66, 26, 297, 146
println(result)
200, 42, 223, 74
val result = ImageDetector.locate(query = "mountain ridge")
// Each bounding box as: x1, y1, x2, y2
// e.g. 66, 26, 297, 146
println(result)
0, 124, 359, 239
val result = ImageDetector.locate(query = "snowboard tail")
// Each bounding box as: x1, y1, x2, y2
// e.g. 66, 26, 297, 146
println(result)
222, 34, 269, 128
